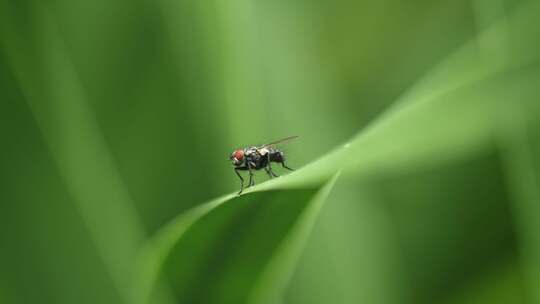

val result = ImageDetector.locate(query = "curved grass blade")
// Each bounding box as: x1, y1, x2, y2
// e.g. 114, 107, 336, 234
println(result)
136, 177, 338, 304
246, 173, 339, 304
136, 2, 540, 303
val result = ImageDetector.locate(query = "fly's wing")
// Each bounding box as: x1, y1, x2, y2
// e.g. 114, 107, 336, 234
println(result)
258, 135, 299, 148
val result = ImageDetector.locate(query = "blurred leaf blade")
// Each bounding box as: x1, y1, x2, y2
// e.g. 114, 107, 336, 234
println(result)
141, 186, 334, 304
498, 109, 540, 303
2, 0, 540, 303
246, 173, 340, 304
0, 2, 144, 302
135, 193, 236, 304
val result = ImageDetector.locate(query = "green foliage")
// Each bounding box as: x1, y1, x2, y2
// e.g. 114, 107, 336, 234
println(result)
1, 0, 540, 303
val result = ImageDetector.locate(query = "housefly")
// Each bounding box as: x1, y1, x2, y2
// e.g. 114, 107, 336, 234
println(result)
230, 136, 297, 194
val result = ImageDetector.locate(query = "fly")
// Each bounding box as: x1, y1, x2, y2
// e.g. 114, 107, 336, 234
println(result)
229, 136, 297, 194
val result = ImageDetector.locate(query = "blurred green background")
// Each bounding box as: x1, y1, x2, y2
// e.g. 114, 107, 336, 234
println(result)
1, 0, 540, 303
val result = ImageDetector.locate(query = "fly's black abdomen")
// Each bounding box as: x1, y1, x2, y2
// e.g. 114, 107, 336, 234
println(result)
269, 150, 284, 163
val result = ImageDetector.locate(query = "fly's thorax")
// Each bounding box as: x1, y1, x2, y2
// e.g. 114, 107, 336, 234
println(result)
244, 147, 261, 166
244, 146, 258, 156
258, 147, 270, 155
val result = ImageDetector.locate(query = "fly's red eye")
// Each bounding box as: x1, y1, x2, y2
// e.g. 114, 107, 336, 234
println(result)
234, 150, 244, 161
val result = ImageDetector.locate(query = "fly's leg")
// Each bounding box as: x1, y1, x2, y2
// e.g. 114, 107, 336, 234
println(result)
247, 161, 255, 187
281, 161, 294, 171
234, 168, 244, 194
269, 166, 279, 177
265, 154, 279, 178
264, 167, 278, 178
249, 175, 255, 187
264, 167, 272, 178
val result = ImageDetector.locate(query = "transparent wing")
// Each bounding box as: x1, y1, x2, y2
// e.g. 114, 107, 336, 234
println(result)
259, 135, 299, 148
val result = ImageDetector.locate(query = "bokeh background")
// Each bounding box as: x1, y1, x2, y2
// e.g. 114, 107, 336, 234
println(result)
1, 0, 540, 303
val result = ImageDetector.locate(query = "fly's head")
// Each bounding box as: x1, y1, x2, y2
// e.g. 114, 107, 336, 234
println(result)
230, 149, 245, 166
